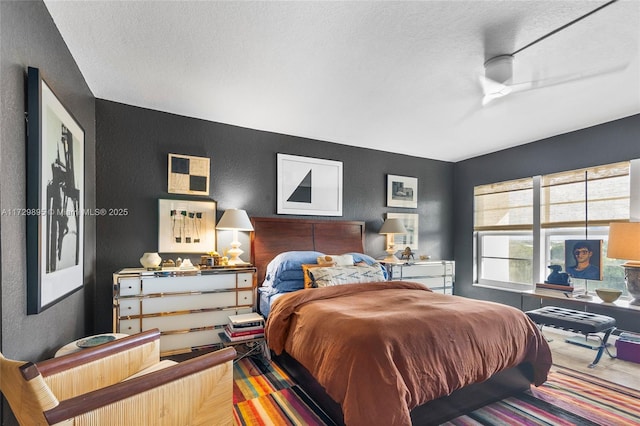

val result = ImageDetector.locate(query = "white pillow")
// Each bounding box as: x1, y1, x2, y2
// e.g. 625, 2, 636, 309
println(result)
309, 264, 385, 287
317, 254, 354, 266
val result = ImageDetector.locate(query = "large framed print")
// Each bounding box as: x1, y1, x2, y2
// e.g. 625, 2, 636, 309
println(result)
158, 199, 217, 253
386, 213, 419, 250
277, 153, 343, 216
387, 174, 418, 208
26, 67, 85, 314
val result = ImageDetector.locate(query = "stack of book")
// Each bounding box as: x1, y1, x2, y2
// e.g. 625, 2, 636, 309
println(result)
224, 312, 265, 342
535, 282, 585, 297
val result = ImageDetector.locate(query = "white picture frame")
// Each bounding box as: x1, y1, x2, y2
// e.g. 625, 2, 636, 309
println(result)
158, 199, 217, 253
387, 174, 418, 208
386, 213, 419, 250
277, 153, 343, 216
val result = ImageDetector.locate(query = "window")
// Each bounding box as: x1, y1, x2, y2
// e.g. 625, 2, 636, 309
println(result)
474, 178, 533, 290
474, 161, 635, 295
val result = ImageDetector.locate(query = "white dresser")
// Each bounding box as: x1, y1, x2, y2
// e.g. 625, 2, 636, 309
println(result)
113, 266, 256, 356
385, 261, 455, 294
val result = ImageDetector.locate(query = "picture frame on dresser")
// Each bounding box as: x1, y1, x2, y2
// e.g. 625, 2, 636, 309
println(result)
158, 199, 217, 253
387, 174, 418, 208
26, 67, 85, 314
277, 153, 343, 216
386, 212, 419, 250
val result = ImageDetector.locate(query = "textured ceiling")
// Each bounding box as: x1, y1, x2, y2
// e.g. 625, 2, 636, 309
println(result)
44, 1, 640, 161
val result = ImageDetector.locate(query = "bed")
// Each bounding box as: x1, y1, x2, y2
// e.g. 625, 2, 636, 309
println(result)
250, 217, 552, 426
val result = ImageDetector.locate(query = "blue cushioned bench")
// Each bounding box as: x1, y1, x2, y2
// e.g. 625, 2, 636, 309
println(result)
526, 306, 616, 368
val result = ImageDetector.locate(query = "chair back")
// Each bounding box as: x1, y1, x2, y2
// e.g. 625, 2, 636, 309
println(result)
0, 352, 59, 425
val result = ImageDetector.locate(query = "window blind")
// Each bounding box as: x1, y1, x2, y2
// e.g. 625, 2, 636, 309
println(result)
540, 161, 630, 228
474, 178, 534, 231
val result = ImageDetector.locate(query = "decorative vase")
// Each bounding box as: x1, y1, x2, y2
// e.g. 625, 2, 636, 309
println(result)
140, 252, 162, 269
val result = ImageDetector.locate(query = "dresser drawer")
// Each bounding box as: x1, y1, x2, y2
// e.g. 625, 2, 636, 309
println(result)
237, 272, 254, 288
118, 318, 141, 334
142, 292, 238, 314
237, 289, 253, 306
118, 278, 141, 296
400, 264, 446, 278
141, 274, 235, 294
141, 310, 232, 332
118, 298, 141, 316
160, 329, 221, 353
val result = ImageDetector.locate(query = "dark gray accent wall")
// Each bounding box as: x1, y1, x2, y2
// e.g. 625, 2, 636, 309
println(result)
1, 1, 96, 424
95, 100, 454, 333
453, 114, 640, 327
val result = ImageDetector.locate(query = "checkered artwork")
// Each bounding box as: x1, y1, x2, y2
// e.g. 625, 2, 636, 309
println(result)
168, 153, 210, 195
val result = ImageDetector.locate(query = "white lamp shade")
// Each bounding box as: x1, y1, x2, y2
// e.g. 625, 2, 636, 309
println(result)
379, 218, 407, 235
608, 222, 640, 264
216, 209, 254, 231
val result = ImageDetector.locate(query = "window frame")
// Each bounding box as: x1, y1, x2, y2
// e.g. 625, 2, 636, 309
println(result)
473, 160, 635, 297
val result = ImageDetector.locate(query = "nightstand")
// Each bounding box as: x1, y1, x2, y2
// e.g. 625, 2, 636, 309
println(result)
218, 332, 270, 363
385, 261, 455, 294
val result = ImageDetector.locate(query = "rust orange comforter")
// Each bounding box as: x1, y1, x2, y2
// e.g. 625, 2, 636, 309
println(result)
266, 281, 552, 426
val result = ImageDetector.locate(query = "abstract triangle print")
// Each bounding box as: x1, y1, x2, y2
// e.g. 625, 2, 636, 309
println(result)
287, 170, 312, 203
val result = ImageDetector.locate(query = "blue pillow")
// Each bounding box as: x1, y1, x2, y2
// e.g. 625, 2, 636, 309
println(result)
346, 252, 377, 265
263, 251, 325, 292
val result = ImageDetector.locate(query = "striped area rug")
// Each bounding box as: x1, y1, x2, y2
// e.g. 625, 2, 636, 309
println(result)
233, 358, 640, 426
233, 357, 335, 425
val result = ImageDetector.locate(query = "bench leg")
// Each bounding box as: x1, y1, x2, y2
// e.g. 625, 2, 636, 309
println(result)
588, 327, 615, 368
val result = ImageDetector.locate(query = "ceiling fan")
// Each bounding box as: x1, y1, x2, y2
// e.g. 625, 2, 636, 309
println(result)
479, 0, 622, 106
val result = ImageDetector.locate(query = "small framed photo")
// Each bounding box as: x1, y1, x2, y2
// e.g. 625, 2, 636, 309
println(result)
26, 67, 85, 314
277, 153, 343, 216
387, 174, 418, 208
564, 239, 603, 281
158, 199, 217, 253
386, 213, 419, 250
168, 153, 210, 196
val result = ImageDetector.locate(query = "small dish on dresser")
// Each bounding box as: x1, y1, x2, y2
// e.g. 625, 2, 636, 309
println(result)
76, 335, 116, 348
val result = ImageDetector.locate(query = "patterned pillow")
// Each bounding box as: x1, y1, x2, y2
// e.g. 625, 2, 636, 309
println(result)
301, 264, 333, 289
309, 264, 386, 287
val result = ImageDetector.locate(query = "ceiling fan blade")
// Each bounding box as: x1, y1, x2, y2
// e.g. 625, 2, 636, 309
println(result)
481, 62, 629, 106
479, 76, 512, 105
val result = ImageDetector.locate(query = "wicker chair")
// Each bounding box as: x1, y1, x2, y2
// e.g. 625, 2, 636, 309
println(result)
0, 328, 236, 425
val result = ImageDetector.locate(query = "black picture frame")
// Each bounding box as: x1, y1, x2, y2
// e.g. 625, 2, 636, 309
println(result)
27, 67, 85, 314
387, 174, 418, 208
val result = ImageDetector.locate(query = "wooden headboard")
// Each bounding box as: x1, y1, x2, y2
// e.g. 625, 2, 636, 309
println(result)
250, 217, 366, 284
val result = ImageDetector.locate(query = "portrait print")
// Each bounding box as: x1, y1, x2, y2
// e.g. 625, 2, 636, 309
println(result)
564, 239, 603, 281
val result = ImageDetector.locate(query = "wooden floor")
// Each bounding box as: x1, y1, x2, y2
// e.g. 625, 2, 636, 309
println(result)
543, 328, 640, 389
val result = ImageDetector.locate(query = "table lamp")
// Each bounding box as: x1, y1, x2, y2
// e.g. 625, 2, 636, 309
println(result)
216, 209, 254, 265
379, 218, 407, 263
607, 222, 640, 305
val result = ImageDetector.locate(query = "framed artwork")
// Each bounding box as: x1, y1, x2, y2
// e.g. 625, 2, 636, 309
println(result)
168, 153, 210, 196
387, 213, 419, 250
26, 67, 85, 314
387, 174, 418, 208
277, 153, 343, 216
564, 239, 603, 281
158, 199, 217, 253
